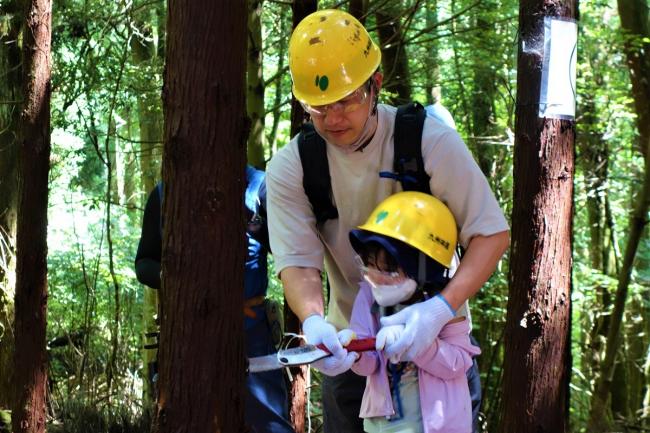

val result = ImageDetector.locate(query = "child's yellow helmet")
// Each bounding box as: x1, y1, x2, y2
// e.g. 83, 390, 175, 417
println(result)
356, 192, 457, 268
288, 9, 381, 107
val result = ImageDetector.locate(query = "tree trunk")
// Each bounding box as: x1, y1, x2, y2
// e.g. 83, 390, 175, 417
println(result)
122, 108, 138, 216
617, 0, 650, 159
287, 3, 317, 431
0, 0, 22, 409
131, 21, 163, 196
587, 137, 650, 431
12, 0, 51, 431
154, 1, 248, 432
348, 0, 367, 23
108, 116, 120, 205
624, 295, 646, 420
450, 0, 471, 133
375, 7, 411, 105
266, 8, 287, 157
247, 0, 265, 168
500, 1, 576, 432
471, 0, 499, 178
424, 0, 439, 106
586, 1, 650, 429
578, 92, 610, 392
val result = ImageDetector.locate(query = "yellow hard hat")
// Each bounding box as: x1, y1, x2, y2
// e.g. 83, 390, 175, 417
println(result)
355, 192, 457, 268
289, 9, 381, 106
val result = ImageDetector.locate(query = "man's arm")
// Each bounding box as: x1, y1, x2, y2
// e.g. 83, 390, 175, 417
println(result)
441, 230, 510, 310
280, 266, 324, 322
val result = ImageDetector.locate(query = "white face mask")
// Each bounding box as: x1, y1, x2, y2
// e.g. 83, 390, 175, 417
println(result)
366, 277, 418, 307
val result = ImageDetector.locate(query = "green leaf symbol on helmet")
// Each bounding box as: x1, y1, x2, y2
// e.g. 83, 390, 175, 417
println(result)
316, 75, 329, 91
375, 210, 388, 224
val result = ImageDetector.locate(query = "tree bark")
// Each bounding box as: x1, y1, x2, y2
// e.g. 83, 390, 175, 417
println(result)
500, 1, 576, 432
12, 0, 52, 431
617, 0, 650, 159
0, 0, 22, 409
247, 0, 265, 168
154, 0, 248, 432
375, 7, 411, 105
348, 0, 367, 23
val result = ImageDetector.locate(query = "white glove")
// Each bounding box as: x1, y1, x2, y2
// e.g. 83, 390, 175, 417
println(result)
375, 324, 404, 364
380, 294, 455, 362
303, 315, 355, 376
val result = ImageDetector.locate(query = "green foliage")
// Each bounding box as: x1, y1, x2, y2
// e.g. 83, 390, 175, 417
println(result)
0, 410, 10, 433
48, 399, 150, 433
31, 0, 648, 430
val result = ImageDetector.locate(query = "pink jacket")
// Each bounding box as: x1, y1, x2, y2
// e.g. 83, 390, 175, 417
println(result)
350, 283, 480, 433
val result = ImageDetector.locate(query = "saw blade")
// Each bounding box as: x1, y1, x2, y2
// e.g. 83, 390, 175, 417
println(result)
277, 344, 330, 366
247, 353, 284, 373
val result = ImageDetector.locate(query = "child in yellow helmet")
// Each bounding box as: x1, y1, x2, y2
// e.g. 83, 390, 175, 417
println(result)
344, 192, 480, 433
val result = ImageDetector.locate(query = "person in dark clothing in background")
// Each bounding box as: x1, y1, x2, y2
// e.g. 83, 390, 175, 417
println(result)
135, 165, 294, 433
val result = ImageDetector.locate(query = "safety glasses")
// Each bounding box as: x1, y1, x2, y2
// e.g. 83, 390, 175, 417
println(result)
301, 81, 371, 117
354, 255, 407, 286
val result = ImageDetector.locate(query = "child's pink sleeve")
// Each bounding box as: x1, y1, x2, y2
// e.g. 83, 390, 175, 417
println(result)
412, 320, 480, 380
349, 284, 379, 376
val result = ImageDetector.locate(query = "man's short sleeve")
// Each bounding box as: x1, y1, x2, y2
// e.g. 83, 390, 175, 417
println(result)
266, 141, 325, 275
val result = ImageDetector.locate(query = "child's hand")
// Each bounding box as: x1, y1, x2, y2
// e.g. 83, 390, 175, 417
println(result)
376, 324, 405, 364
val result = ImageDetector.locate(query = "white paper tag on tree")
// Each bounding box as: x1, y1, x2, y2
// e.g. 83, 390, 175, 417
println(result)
539, 17, 578, 120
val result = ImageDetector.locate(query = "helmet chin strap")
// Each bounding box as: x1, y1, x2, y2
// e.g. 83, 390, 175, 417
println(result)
348, 109, 378, 153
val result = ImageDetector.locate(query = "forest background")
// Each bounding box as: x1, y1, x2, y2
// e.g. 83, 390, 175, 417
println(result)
0, 0, 648, 432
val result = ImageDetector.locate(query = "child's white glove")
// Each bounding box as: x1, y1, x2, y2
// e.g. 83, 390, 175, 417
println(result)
380, 294, 455, 362
376, 324, 405, 364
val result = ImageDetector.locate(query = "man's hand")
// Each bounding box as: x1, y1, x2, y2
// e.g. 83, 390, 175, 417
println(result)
303, 316, 355, 376
380, 294, 455, 361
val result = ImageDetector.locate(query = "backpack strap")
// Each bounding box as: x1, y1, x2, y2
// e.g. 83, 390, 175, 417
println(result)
298, 123, 339, 224
392, 102, 429, 193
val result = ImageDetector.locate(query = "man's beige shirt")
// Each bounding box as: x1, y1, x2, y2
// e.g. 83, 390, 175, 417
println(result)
267, 104, 509, 330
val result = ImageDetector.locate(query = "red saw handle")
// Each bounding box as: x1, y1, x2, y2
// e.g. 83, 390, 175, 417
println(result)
316, 337, 376, 354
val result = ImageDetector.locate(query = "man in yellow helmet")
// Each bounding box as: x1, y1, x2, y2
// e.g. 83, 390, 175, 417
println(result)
266, 9, 509, 433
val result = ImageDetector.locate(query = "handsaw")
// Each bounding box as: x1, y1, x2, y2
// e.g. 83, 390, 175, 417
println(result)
247, 338, 376, 373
